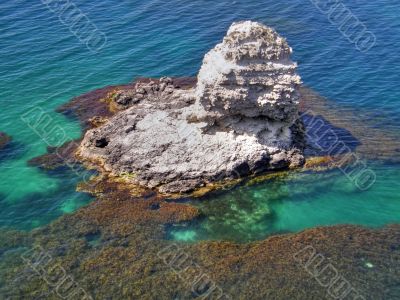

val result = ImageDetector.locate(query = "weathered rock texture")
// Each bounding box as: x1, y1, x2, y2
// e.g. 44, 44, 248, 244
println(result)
78, 21, 305, 194
194, 21, 300, 122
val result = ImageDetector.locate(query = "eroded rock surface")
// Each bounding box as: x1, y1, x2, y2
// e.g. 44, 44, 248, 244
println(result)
78, 21, 305, 194
194, 21, 300, 122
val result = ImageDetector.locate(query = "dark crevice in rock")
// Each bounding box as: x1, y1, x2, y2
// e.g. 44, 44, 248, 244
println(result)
95, 138, 109, 148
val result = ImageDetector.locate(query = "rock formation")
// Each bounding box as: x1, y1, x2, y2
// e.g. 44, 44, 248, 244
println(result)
78, 21, 305, 194
194, 21, 300, 122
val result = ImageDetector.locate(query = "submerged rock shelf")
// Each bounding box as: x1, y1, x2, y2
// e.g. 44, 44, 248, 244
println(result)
78, 21, 306, 194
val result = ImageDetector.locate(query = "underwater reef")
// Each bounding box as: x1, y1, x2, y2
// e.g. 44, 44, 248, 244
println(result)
2, 21, 400, 300
0, 179, 399, 299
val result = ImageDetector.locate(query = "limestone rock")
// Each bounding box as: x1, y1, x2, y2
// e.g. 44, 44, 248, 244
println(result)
78, 21, 305, 194
194, 21, 301, 122
112, 77, 176, 108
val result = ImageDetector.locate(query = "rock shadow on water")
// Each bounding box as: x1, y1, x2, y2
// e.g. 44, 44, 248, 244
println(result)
301, 112, 361, 157
300, 86, 400, 162
0, 139, 27, 164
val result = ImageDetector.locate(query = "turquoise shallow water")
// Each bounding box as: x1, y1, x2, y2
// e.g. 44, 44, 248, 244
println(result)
1, 0, 399, 239
169, 163, 400, 243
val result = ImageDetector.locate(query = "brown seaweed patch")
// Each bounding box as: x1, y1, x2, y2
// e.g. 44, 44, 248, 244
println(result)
172, 178, 243, 199
77, 174, 148, 197
303, 155, 356, 172
28, 140, 80, 170
3, 81, 398, 298
76, 174, 201, 229
1, 212, 398, 299
88, 116, 109, 128
0, 132, 11, 149
56, 85, 131, 129
304, 156, 336, 169
56, 77, 197, 130
0, 229, 32, 252
100, 89, 123, 113
245, 170, 291, 186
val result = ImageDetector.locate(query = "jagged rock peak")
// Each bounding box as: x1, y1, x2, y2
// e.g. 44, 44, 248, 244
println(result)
195, 21, 301, 121
223, 21, 293, 62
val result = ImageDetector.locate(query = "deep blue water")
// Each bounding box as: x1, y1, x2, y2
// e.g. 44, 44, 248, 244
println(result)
0, 0, 399, 233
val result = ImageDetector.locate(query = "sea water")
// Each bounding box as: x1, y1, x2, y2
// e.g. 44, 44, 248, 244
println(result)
0, 0, 399, 241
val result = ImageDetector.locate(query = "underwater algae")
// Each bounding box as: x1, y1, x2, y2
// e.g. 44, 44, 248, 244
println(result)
0, 187, 399, 299
1, 78, 399, 299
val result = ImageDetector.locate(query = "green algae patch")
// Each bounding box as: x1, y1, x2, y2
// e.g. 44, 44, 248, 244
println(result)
170, 229, 198, 242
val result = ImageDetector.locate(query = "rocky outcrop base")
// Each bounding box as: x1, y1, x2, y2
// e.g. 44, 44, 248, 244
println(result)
78, 22, 306, 194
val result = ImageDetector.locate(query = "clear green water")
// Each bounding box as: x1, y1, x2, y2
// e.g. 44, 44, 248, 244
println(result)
0, 93, 94, 229
169, 163, 400, 243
